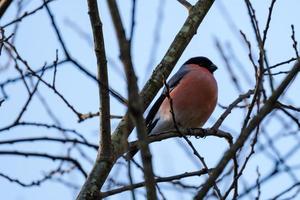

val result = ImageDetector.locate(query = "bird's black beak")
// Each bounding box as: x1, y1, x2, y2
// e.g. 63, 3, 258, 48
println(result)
209, 63, 218, 73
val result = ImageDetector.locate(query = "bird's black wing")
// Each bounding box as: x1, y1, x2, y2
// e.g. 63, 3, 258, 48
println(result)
145, 67, 189, 133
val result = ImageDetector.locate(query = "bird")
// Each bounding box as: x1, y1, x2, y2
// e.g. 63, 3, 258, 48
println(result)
126, 56, 218, 159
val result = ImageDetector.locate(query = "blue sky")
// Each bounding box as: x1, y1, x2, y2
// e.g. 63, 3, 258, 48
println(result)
1, 0, 300, 199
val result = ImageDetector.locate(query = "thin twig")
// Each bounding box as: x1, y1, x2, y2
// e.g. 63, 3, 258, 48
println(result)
78, 112, 123, 123
2, 0, 55, 28
0, 151, 87, 177
0, 136, 97, 149
291, 25, 299, 58
101, 168, 210, 198
52, 49, 58, 87
213, 89, 254, 130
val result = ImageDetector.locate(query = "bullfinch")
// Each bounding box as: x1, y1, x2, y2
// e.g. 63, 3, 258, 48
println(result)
127, 56, 218, 159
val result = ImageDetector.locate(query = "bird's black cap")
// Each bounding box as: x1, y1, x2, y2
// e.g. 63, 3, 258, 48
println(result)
184, 56, 218, 73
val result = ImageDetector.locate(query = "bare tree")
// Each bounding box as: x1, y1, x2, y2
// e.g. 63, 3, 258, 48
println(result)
0, 0, 300, 199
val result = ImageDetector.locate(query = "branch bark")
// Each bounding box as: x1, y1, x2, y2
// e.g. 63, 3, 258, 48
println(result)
76, 0, 111, 199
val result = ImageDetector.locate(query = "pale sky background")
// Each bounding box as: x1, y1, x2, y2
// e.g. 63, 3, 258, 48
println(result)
0, 0, 300, 199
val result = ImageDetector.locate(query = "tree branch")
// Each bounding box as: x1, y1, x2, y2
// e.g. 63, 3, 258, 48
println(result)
76, 0, 112, 199
107, 0, 157, 198
0, 0, 12, 18
127, 128, 232, 155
